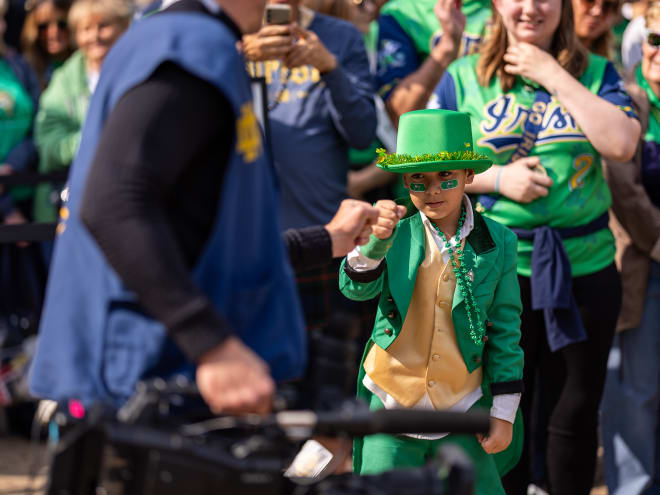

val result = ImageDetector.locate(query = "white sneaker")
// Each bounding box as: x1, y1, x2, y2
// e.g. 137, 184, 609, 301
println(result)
284, 438, 354, 484
527, 484, 550, 495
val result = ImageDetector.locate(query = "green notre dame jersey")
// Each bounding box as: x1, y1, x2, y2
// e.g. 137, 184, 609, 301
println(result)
381, 0, 491, 57
432, 53, 638, 277
376, 0, 491, 99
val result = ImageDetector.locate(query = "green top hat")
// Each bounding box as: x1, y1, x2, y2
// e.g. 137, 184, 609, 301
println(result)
376, 109, 492, 174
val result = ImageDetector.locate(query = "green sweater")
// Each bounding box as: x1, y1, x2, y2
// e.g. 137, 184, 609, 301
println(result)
34, 50, 90, 222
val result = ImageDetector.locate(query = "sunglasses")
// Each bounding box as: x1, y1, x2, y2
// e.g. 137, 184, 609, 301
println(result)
647, 29, 660, 48
581, 0, 619, 15
37, 19, 68, 32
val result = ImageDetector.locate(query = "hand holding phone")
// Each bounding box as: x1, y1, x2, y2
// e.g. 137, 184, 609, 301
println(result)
241, 4, 297, 62
242, 6, 295, 62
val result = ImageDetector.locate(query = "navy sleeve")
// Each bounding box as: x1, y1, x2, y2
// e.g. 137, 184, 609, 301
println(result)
283, 226, 333, 272
428, 71, 458, 111
4, 52, 39, 172
598, 62, 638, 119
5, 139, 38, 172
376, 14, 420, 101
322, 23, 377, 150
6, 52, 40, 105
0, 195, 15, 217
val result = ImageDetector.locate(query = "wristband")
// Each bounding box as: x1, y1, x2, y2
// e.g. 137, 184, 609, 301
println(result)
360, 227, 398, 260
494, 166, 503, 194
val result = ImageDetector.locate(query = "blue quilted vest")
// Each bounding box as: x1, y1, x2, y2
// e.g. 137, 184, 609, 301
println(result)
29, 11, 306, 407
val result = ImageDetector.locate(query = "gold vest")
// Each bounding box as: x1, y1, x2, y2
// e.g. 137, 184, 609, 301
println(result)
363, 222, 482, 409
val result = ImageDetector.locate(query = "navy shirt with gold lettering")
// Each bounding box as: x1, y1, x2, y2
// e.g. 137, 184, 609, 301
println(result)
248, 12, 377, 230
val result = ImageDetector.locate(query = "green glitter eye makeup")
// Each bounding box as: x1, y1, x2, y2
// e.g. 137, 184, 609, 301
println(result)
409, 179, 458, 192
440, 179, 459, 190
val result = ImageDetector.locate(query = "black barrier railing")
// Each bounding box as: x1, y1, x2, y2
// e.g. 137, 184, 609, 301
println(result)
46, 379, 487, 495
0, 170, 68, 187
0, 223, 58, 243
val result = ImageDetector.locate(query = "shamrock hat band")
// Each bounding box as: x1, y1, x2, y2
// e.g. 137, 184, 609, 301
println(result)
376, 150, 492, 174
379, 109, 493, 175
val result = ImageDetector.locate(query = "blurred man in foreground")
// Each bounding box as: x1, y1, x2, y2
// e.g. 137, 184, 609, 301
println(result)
29, 0, 379, 415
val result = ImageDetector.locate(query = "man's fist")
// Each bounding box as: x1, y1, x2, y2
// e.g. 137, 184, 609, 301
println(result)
196, 336, 275, 415
325, 199, 379, 258
371, 200, 407, 240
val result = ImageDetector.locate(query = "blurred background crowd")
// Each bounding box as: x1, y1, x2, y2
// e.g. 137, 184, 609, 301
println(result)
0, 0, 659, 493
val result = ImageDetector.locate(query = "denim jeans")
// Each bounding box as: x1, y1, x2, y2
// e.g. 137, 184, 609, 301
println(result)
601, 261, 660, 495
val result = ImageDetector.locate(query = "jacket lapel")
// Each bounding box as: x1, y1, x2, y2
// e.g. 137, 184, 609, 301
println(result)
386, 209, 425, 322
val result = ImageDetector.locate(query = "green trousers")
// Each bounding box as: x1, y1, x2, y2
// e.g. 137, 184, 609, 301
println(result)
357, 393, 507, 495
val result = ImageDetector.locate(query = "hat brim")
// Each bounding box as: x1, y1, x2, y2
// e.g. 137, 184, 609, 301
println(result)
377, 159, 492, 175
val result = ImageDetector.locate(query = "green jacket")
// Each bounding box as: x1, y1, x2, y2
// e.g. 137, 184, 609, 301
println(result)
33, 50, 90, 222
340, 198, 524, 473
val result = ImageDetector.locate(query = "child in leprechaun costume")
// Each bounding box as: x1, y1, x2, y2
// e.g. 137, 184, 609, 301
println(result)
339, 109, 524, 494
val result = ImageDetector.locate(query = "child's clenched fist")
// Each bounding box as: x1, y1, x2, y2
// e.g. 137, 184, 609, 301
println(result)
371, 200, 407, 240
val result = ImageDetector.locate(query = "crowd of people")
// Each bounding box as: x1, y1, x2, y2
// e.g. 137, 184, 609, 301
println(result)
0, 0, 659, 493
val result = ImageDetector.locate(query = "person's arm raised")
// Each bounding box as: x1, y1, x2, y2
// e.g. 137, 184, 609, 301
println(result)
284, 25, 377, 149
385, 0, 466, 125
283, 200, 378, 273
503, 43, 641, 162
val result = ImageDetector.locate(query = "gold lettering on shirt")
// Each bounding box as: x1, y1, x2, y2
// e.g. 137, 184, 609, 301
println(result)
236, 103, 262, 163
258, 61, 321, 89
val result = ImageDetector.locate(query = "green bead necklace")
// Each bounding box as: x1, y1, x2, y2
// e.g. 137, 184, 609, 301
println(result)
431, 205, 485, 346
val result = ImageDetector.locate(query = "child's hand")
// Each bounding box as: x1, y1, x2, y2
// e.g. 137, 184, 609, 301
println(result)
371, 200, 407, 240
477, 417, 513, 454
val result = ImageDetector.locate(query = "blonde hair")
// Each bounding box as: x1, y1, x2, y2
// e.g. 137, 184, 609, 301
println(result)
68, 0, 133, 32
477, 0, 589, 91
646, 0, 660, 25
20, 0, 74, 87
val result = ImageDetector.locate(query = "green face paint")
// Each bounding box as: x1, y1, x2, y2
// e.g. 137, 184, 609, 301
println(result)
441, 179, 459, 190
409, 182, 426, 192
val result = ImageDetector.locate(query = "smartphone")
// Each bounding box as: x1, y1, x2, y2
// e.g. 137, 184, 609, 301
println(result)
264, 4, 292, 25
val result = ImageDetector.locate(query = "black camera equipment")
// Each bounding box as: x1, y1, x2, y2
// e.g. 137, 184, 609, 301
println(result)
46, 379, 490, 495
301, 310, 364, 411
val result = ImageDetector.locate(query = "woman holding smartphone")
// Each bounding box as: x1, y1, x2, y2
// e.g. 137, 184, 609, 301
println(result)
429, 0, 641, 492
